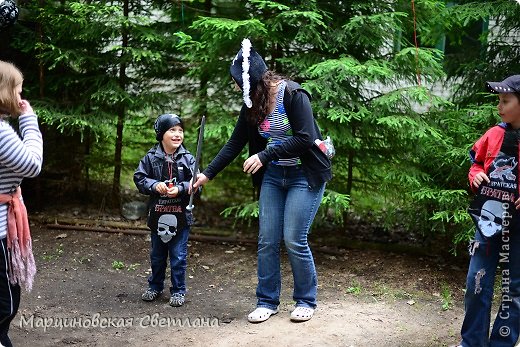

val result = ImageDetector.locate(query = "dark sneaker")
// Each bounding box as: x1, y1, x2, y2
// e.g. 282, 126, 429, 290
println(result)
169, 293, 185, 307
141, 288, 161, 302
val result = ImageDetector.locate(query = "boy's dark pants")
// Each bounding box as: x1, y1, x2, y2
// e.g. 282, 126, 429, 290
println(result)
461, 227, 520, 347
0, 237, 21, 347
148, 226, 189, 295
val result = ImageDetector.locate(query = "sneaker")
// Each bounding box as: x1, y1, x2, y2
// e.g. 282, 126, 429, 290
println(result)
141, 288, 161, 302
169, 293, 185, 307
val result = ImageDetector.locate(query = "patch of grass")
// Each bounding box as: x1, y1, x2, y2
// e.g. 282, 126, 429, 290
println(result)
112, 260, 125, 270
393, 289, 412, 301
441, 282, 453, 311
369, 282, 413, 302
346, 280, 362, 295
370, 283, 390, 299
41, 243, 64, 261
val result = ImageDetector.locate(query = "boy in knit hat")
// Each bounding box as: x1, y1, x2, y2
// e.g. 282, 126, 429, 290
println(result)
134, 114, 196, 307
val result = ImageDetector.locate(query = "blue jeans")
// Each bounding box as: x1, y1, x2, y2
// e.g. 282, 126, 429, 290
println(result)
461, 226, 520, 347
256, 164, 325, 309
148, 226, 189, 295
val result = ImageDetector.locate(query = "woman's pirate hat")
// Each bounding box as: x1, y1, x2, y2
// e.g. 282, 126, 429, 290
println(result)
230, 39, 267, 108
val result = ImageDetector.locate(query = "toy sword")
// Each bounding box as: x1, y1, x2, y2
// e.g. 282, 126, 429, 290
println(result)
186, 115, 206, 211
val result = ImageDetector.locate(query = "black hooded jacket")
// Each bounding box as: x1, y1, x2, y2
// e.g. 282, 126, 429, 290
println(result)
203, 81, 332, 189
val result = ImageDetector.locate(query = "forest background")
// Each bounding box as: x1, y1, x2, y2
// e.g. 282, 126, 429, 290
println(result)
1, 0, 519, 254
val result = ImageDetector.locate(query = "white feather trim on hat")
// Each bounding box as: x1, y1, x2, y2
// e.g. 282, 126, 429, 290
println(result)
241, 39, 252, 108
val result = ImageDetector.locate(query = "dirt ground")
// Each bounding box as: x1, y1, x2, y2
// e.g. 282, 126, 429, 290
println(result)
8, 214, 470, 347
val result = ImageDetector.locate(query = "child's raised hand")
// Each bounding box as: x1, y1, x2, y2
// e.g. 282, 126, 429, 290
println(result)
472, 172, 490, 188
19, 100, 34, 116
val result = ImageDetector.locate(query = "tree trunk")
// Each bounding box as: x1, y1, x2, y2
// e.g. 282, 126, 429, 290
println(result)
84, 128, 91, 194
346, 125, 356, 196
112, 107, 124, 208
111, 0, 129, 209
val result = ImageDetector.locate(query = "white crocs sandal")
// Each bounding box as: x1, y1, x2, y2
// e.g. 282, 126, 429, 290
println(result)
290, 306, 314, 322
247, 307, 279, 323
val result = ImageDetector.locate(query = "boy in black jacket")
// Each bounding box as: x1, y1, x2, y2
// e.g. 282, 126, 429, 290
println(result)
134, 114, 196, 307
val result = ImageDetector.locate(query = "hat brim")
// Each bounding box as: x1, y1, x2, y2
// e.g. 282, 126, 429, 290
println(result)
486, 81, 516, 94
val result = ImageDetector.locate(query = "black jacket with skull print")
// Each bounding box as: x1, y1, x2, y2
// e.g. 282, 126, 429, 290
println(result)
134, 143, 197, 227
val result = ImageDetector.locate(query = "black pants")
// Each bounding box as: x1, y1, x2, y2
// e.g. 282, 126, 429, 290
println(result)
0, 237, 20, 347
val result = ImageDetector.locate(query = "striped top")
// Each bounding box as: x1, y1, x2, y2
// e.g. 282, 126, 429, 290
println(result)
258, 81, 300, 166
0, 113, 43, 239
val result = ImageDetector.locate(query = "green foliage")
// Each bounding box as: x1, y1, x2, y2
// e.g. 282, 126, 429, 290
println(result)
221, 201, 259, 228
319, 190, 350, 225
8, 0, 205, 203
440, 282, 453, 311
440, 0, 520, 101
152, 0, 516, 250
219, 188, 350, 229
111, 260, 125, 270
346, 280, 362, 295
41, 244, 65, 261
4, 0, 520, 252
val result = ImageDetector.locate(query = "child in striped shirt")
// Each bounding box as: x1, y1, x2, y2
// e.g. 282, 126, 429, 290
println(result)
0, 60, 43, 347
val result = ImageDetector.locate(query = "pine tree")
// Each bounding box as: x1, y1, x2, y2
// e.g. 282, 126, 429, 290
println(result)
417, 0, 520, 248
5, 0, 518, 250
176, 0, 450, 230
9, 0, 204, 207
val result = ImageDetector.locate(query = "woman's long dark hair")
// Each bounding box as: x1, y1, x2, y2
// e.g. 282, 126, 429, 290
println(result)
246, 70, 286, 125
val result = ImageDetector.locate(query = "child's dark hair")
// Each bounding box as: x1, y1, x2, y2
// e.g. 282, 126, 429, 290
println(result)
246, 71, 286, 125
515, 92, 520, 102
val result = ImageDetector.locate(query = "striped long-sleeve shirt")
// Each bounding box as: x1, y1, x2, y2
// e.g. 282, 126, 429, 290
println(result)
257, 81, 300, 166
0, 113, 43, 239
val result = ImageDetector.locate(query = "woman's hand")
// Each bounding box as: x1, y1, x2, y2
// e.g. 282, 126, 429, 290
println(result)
191, 173, 209, 192
472, 172, 490, 189
243, 154, 263, 174
19, 100, 34, 116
